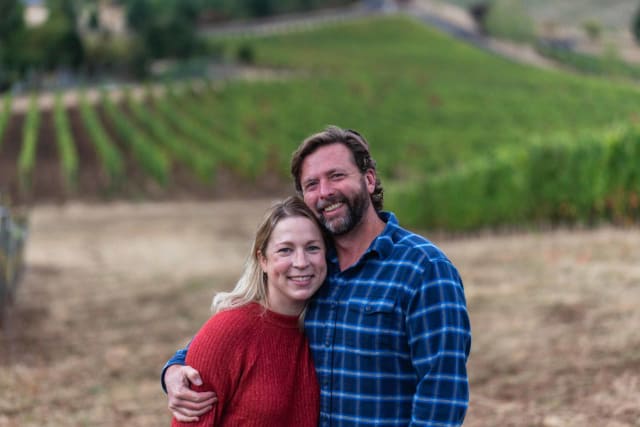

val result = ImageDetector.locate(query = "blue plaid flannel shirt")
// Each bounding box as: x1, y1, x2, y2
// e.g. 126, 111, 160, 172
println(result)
305, 212, 471, 427
162, 212, 471, 426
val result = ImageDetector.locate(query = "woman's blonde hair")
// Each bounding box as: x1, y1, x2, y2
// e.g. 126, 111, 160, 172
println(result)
211, 196, 328, 316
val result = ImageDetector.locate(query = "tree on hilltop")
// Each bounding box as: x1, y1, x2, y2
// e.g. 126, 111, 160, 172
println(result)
633, 2, 640, 45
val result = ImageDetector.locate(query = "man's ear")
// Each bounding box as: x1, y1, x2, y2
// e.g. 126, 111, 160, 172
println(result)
364, 169, 376, 194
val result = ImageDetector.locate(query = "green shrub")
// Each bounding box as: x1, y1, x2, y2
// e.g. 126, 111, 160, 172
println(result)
633, 3, 640, 45
236, 44, 255, 64
582, 20, 602, 41
484, 0, 535, 43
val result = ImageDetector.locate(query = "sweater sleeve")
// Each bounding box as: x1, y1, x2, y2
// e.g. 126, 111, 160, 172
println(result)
171, 309, 251, 427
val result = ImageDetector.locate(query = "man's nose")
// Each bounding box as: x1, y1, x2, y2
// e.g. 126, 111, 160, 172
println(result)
319, 179, 334, 198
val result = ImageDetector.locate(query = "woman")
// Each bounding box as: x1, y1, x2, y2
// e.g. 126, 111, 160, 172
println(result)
171, 196, 327, 427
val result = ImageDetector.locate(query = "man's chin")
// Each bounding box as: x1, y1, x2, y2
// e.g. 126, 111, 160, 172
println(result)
323, 218, 352, 236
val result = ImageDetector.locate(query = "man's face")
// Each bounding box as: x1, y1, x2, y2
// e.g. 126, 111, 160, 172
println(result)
299, 143, 374, 236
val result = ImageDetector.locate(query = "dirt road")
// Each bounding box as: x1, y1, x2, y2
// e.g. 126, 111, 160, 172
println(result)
1, 200, 639, 426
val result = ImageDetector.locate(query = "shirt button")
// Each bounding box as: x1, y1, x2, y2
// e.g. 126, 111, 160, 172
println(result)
331, 301, 337, 309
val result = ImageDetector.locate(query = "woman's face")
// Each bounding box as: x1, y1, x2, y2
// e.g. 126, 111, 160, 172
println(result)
259, 216, 327, 316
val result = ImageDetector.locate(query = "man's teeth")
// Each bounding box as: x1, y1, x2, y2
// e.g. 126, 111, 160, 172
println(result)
323, 203, 342, 213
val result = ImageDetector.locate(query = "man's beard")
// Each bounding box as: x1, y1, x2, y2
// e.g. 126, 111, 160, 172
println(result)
319, 180, 370, 236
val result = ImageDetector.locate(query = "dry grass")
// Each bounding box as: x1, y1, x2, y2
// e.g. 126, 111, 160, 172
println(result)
441, 228, 640, 427
1, 201, 639, 426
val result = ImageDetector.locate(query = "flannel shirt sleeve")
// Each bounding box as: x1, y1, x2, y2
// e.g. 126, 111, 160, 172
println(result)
407, 259, 471, 426
161, 340, 191, 393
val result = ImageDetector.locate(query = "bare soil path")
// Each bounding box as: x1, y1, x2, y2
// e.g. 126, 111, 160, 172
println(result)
1, 200, 639, 426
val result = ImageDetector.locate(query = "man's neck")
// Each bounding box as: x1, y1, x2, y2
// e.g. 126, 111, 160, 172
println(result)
333, 209, 386, 271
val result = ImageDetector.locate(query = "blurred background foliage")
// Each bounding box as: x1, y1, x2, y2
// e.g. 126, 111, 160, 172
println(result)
0, 0, 358, 90
1, 0, 640, 232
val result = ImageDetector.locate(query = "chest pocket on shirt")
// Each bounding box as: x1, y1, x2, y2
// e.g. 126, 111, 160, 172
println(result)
344, 298, 398, 352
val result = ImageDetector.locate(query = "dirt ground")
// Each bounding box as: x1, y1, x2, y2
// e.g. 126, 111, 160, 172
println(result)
1, 200, 639, 427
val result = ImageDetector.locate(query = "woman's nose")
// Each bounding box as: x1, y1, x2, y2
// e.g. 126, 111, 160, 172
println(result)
293, 249, 309, 268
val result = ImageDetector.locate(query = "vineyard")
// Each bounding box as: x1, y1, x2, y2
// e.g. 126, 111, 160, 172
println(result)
0, 82, 290, 205
2, 11, 640, 427
2, 15, 640, 230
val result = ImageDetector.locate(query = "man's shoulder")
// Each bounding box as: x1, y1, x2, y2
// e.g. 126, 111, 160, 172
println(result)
382, 213, 450, 264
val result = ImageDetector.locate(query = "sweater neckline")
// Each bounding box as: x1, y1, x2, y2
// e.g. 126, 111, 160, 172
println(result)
247, 302, 300, 329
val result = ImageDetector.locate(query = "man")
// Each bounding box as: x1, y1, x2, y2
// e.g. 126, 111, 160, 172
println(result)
162, 126, 472, 426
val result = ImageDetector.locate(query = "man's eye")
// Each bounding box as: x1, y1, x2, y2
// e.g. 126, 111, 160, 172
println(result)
330, 173, 344, 180
304, 182, 318, 191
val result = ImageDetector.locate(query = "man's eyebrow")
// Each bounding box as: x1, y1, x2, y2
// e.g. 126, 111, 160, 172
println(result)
302, 175, 318, 183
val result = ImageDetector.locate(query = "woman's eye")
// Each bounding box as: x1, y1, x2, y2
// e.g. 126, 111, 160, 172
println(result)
307, 245, 322, 252
277, 247, 292, 254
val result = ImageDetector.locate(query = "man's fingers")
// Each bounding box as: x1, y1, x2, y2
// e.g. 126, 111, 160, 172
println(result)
174, 392, 217, 407
169, 404, 213, 422
169, 398, 214, 421
172, 413, 199, 423
183, 366, 204, 387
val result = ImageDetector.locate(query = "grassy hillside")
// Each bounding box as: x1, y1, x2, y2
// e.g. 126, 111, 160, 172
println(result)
2, 15, 640, 229
206, 16, 640, 173
205, 16, 640, 229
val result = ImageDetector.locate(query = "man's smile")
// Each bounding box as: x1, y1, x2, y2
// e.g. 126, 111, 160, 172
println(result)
322, 202, 343, 213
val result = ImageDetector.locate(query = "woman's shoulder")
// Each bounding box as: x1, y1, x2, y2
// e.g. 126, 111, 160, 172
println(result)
214, 302, 264, 320
188, 303, 264, 359
201, 303, 264, 335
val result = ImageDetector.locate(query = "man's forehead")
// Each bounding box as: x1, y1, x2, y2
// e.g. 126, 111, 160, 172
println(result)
301, 144, 354, 171
301, 161, 356, 182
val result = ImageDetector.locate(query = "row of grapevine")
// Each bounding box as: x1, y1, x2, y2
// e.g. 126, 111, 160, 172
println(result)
78, 91, 125, 185
101, 89, 170, 185
17, 95, 41, 193
127, 86, 215, 182
154, 84, 230, 165
389, 122, 640, 231
161, 82, 251, 173
0, 96, 12, 150
53, 93, 79, 190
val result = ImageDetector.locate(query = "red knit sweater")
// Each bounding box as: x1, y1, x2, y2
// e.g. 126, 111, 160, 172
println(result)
171, 302, 319, 427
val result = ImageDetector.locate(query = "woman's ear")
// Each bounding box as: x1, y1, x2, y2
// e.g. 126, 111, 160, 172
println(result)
257, 250, 267, 272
